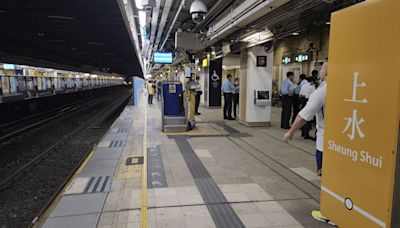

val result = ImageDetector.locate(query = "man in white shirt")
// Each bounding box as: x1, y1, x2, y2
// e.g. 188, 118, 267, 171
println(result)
194, 76, 202, 115
299, 77, 317, 139
283, 63, 334, 225
284, 64, 327, 175
299, 77, 316, 100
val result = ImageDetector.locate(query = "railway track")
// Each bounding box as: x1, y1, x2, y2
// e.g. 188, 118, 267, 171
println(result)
0, 94, 102, 144
0, 88, 131, 228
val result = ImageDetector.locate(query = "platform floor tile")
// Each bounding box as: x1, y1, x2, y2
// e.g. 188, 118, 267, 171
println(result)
49, 193, 107, 217
91, 147, 123, 160
43, 213, 100, 228
80, 159, 119, 177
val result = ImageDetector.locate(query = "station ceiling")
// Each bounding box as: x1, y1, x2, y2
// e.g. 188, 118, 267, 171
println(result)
0, 0, 143, 77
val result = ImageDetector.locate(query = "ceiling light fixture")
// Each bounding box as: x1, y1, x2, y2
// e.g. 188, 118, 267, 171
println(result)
135, 0, 143, 9
138, 10, 146, 27
48, 15, 74, 20
292, 32, 300, 36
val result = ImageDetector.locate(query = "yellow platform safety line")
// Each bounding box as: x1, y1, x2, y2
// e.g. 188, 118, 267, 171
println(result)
140, 101, 148, 228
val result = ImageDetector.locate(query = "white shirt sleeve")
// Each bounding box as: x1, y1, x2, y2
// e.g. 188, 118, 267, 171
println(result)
299, 84, 307, 96
298, 86, 324, 121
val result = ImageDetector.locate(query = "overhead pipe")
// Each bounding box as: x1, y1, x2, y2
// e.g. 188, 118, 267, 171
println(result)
153, 0, 174, 50
146, 0, 162, 60
159, 0, 185, 50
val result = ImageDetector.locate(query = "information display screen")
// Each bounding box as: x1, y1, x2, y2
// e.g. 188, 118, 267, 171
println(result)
3, 64, 16, 70
257, 91, 269, 100
154, 52, 173, 64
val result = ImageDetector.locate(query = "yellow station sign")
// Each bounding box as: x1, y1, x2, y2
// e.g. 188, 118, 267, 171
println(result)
321, 0, 400, 227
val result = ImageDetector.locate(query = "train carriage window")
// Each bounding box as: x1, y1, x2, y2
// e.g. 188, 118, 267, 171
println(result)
26, 77, 34, 90
17, 76, 26, 92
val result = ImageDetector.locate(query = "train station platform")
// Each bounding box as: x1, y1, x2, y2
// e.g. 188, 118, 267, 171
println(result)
40, 94, 329, 228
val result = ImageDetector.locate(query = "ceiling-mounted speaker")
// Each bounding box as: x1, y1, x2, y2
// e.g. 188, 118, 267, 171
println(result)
263, 40, 274, 53
142, 0, 156, 11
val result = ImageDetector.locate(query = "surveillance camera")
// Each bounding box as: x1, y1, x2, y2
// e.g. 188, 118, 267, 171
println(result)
190, 0, 207, 24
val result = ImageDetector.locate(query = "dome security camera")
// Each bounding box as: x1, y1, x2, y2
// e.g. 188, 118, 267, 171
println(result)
190, 0, 207, 24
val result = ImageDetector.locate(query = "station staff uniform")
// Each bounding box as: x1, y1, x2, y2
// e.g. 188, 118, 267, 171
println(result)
194, 80, 202, 115
299, 81, 316, 138
233, 82, 240, 118
292, 79, 308, 123
280, 79, 295, 129
298, 81, 326, 173
221, 79, 235, 119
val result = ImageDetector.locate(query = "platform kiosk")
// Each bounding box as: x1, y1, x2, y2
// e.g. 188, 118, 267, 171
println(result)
161, 81, 188, 132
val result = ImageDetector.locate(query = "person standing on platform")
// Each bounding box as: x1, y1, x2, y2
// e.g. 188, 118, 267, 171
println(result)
292, 74, 308, 123
194, 76, 202, 115
233, 78, 240, 119
280, 72, 295, 129
147, 81, 154, 105
284, 63, 328, 175
283, 62, 332, 225
299, 76, 317, 139
311, 70, 320, 88
221, 74, 235, 120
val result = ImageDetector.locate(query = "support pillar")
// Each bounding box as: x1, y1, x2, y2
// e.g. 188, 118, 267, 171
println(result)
239, 45, 273, 126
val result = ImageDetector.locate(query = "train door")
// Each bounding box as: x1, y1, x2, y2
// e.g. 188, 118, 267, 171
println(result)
10, 76, 18, 94
17, 76, 26, 93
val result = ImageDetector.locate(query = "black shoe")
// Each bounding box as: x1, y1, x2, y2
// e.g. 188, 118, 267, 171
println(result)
227, 117, 235, 120
224, 117, 228, 119
195, 112, 201, 115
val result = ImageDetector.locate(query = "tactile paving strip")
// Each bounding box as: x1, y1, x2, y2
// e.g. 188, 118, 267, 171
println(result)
117, 128, 128, 133
109, 140, 124, 147
215, 122, 252, 137
83, 176, 111, 193
175, 137, 244, 228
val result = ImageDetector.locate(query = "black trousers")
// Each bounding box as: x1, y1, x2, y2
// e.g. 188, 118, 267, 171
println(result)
233, 93, 239, 118
148, 94, 153, 104
292, 94, 300, 123
223, 93, 233, 118
299, 97, 311, 137
195, 91, 201, 113
281, 95, 293, 129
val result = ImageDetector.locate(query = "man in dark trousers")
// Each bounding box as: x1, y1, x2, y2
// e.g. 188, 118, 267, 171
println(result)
280, 72, 295, 129
292, 74, 308, 123
221, 74, 235, 120
194, 76, 202, 115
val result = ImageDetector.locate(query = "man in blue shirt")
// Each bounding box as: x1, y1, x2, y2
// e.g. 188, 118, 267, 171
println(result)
280, 71, 295, 129
221, 74, 235, 120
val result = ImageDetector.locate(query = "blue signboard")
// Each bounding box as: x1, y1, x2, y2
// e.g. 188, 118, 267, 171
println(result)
154, 52, 173, 64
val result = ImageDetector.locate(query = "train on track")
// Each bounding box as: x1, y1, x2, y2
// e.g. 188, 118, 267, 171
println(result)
0, 63, 125, 102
